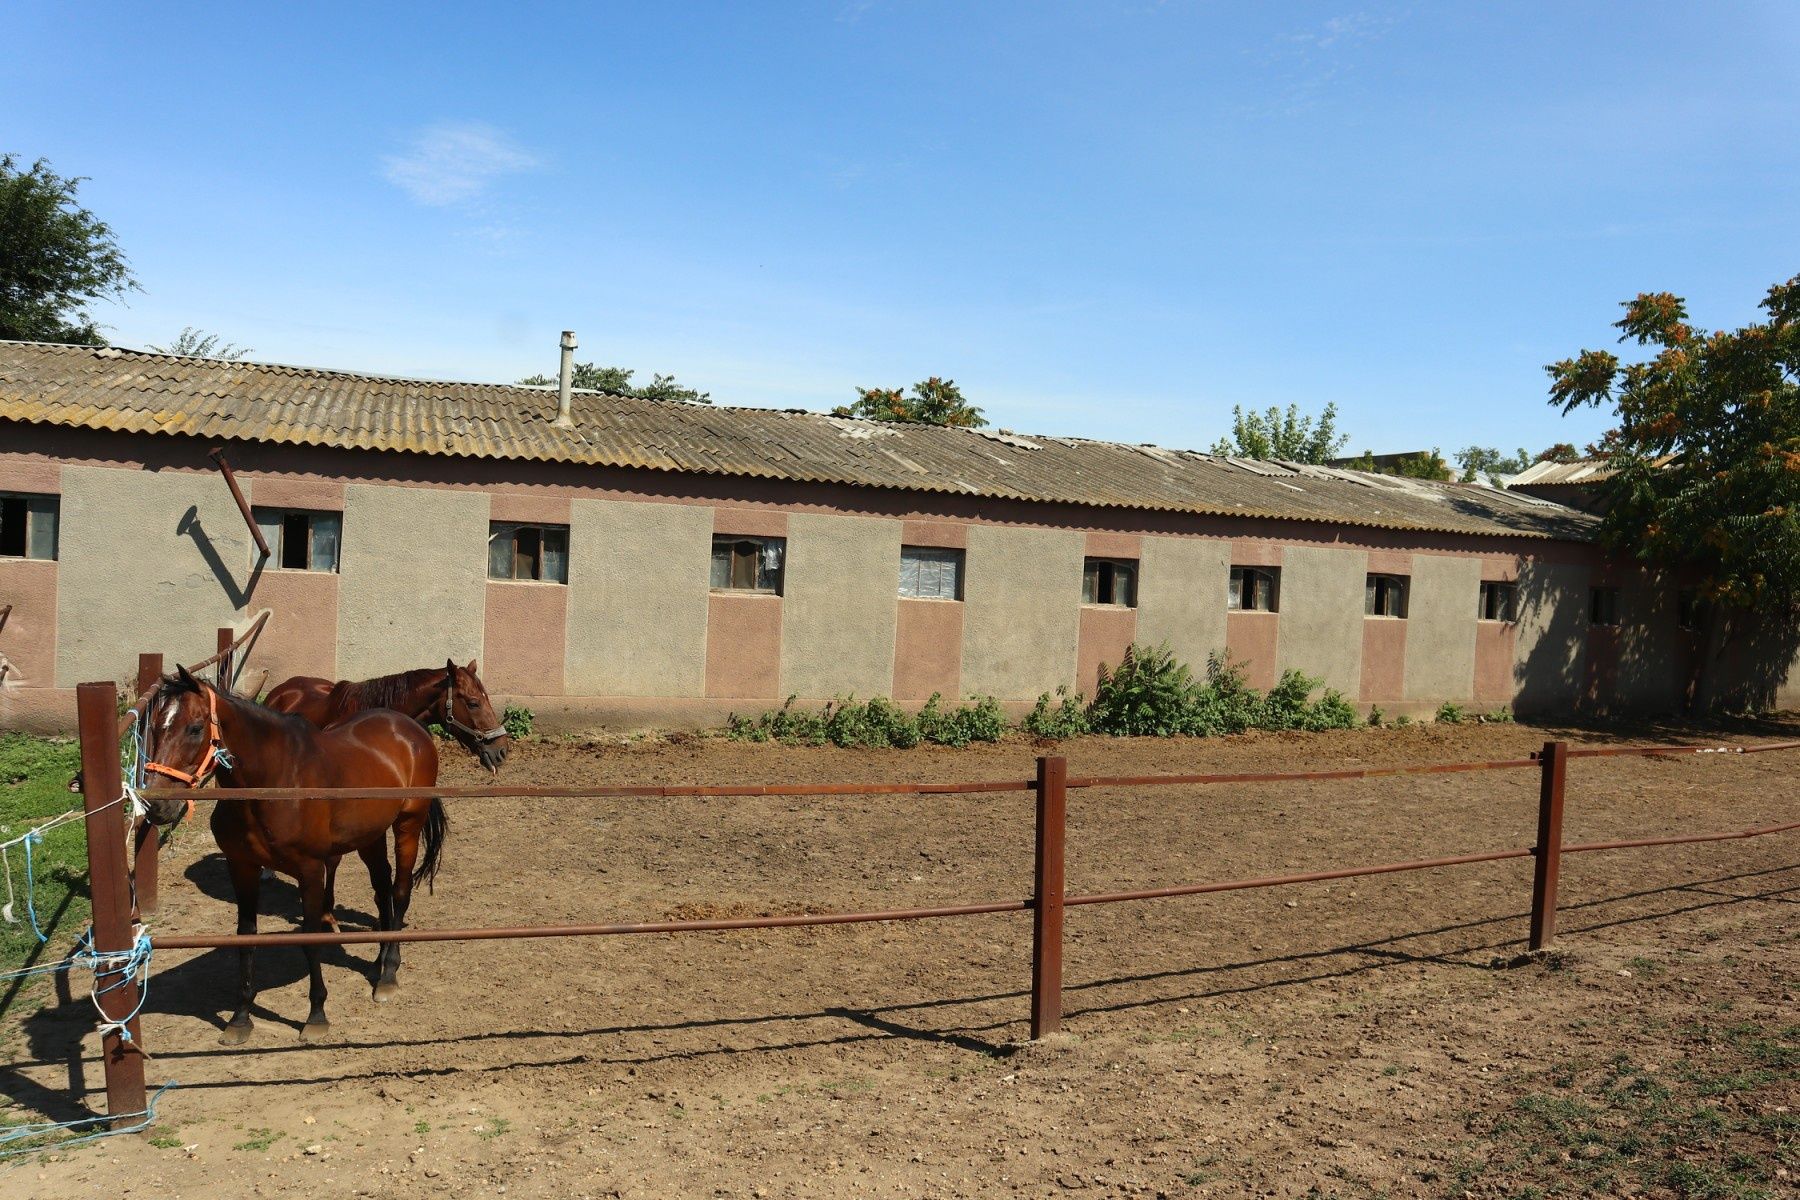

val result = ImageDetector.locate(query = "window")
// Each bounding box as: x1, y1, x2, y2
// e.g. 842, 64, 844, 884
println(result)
1677, 588, 1704, 633
1589, 586, 1620, 627
1478, 581, 1516, 622
1228, 566, 1279, 612
899, 546, 964, 600
488, 522, 569, 583
0, 493, 58, 561
253, 507, 341, 572
1082, 558, 1138, 607
1365, 574, 1409, 619
710, 535, 785, 594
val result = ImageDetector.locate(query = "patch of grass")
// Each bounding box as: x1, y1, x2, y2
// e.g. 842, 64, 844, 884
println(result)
413, 1120, 430, 1135
0, 734, 88, 974
148, 1133, 183, 1149
233, 1128, 283, 1152
475, 1117, 511, 1139
1627, 955, 1663, 977
1462, 1022, 1799, 1198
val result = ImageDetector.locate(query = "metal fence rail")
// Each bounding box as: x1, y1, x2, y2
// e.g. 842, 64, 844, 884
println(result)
69, 681, 1800, 1130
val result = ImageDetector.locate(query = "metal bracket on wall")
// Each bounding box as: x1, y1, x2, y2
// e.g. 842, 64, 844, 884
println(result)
208, 447, 271, 559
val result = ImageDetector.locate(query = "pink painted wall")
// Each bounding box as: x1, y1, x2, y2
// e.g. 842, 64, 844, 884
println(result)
1473, 622, 1517, 706
1226, 612, 1280, 690
1077, 605, 1137, 697
0, 560, 57, 688
705, 593, 783, 698
483, 581, 568, 695
892, 598, 964, 704
1359, 618, 1407, 701
244, 571, 338, 686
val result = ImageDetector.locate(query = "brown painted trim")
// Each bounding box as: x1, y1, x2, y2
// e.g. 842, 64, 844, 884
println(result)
901, 519, 968, 549
1084, 531, 1143, 560
1226, 610, 1280, 690
0, 453, 62, 494
713, 508, 788, 538
1227, 540, 1286, 568
250, 477, 346, 512
489, 492, 571, 525
705, 592, 783, 698
1077, 605, 1137, 696
893, 597, 964, 704
1359, 616, 1407, 702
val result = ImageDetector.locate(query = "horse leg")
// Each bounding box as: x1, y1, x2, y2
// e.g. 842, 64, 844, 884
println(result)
358, 840, 399, 1002
297, 861, 332, 1042
322, 853, 341, 932
387, 815, 426, 990
220, 856, 262, 1046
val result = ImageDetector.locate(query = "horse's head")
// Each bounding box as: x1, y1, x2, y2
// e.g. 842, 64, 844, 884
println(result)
441, 658, 510, 772
139, 666, 226, 825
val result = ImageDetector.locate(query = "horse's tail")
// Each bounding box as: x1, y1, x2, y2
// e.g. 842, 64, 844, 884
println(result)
413, 797, 449, 892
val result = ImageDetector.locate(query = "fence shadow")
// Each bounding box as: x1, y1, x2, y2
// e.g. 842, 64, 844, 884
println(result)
6, 861, 1792, 1112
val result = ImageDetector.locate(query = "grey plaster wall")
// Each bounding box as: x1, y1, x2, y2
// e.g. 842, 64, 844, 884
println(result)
961, 525, 1084, 698
55, 465, 251, 686
564, 498, 711, 696
1402, 554, 1481, 701
1513, 560, 1590, 713
336, 484, 488, 677
1135, 536, 1231, 667
1274, 544, 1367, 695
780, 512, 902, 698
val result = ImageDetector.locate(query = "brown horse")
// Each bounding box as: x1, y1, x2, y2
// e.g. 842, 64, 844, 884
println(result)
138, 666, 446, 1044
263, 659, 511, 772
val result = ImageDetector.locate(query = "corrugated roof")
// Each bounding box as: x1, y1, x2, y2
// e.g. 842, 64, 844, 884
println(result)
1509, 458, 1615, 486
0, 340, 1597, 541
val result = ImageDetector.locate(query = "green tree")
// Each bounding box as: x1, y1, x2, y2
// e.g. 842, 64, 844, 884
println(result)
1454, 445, 1534, 484
1547, 274, 1800, 708
1340, 448, 1453, 481
833, 376, 987, 428
1209, 402, 1347, 463
0, 155, 136, 344
518, 362, 710, 404
149, 327, 251, 360
1538, 442, 1582, 464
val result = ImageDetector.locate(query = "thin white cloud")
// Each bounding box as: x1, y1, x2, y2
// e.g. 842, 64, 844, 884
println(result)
381, 121, 539, 207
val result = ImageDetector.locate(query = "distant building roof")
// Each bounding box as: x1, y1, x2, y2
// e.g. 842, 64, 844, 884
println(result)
0, 340, 1597, 542
1508, 458, 1616, 487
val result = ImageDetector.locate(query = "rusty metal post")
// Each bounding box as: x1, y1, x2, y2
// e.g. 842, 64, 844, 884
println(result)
77, 681, 149, 1122
216, 626, 233, 692
1529, 740, 1568, 951
135, 653, 163, 699
208, 447, 271, 559
1031, 755, 1068, 1039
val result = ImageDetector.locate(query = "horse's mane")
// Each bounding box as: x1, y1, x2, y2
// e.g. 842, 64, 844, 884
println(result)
339, 669, 441, 712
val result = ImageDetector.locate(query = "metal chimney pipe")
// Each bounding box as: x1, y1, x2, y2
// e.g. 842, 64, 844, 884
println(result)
553, 330, 577, 428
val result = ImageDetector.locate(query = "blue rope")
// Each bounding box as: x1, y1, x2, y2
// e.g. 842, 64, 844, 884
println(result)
20, 829, 47, 944
0, 1082, 177, 1158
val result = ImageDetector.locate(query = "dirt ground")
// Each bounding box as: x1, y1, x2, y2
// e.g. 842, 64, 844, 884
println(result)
4, 720, 1797, 1198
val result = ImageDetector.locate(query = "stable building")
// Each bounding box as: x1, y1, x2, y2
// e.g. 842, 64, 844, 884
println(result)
0, 340, 1744, 733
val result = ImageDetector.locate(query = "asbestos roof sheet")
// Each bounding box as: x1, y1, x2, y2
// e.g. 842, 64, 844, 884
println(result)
0, 341, 1597, 542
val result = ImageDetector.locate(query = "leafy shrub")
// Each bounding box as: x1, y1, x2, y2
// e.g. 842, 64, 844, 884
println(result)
726, 696, 828, 745
1185, 652, 1262, 736
1395, 713, 1413, 727
1259, 669, 1319, 731
1435, 700, 1467, 725
955, 695, 1006, 744
1089, 644, 1198, 737
1367, 705, 1385, 727
1483, 706, 1515, 724
727, 693, 1000, 749
502, 703, 535, 739
1022, 686, 1091, 739
1304, 688, 1360, 731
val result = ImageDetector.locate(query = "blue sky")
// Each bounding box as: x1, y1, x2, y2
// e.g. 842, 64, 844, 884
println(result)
8, 2, 1798, 458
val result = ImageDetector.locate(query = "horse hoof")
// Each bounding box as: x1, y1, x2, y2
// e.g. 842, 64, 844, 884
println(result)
299, 1019, 331, 1043
219, 1021, 253, 1046
372, 980, 399, 1004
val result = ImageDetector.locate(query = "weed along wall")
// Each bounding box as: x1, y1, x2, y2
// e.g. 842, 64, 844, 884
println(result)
1, 342, 1774, 731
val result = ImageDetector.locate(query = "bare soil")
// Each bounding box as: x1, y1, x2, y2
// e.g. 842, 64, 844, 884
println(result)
5, 720, 1797, 1198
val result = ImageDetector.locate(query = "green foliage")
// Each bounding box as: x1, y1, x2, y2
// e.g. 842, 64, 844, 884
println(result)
518, 361, 711, 404
1088, 644, 1360, 738
832, 377, 987, 428
1022, 686, 1091, 739
724, 693, 1003, 749
0, 734, 87, 972
1548, 275, 1800, 619
1339, 448, 1455, 480
1436, 700, 1467, 725
1366, 705, 1385, 727
148, 327, 251, 360
1209, 402, 1347, 464
501, 703, 534, 739
0, 155, 137, 344
1395, 713, 1413, 727
1484, 706, 1515, 724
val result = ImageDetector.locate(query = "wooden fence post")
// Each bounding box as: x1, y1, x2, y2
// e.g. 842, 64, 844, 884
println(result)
77, 681, 149, 1123
1529, 740, 1568, 951
131, 653, 163, 915
1031, 755, 1068, 1039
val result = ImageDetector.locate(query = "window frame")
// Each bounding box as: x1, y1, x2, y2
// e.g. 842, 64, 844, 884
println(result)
1589, 586, 1620, 627
0, 492, 59, 562
710, 534, 786, 595
1228, 565, 1280, 613
1081, 557, 1139, 608
1364, 573, 1409, 619
1478, 580, 1516, 623
898, 545, 965, 602
252, 506, 342, 574
487, 520, 570, 584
